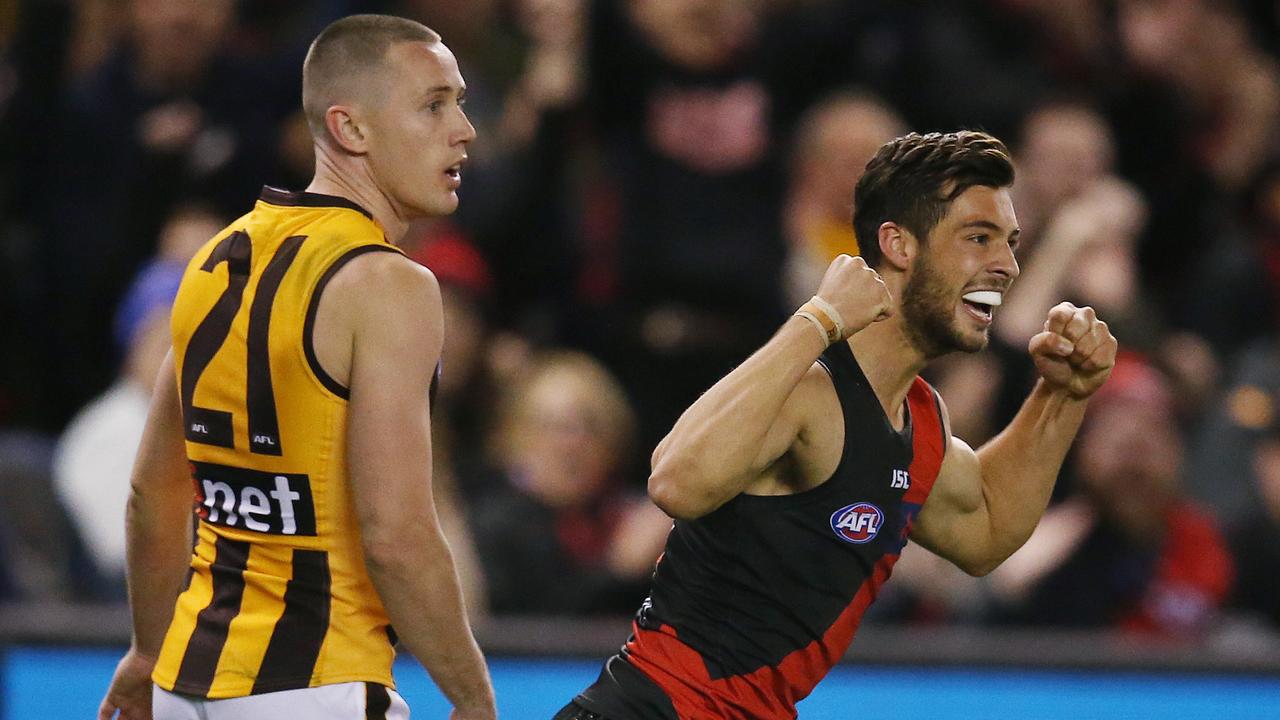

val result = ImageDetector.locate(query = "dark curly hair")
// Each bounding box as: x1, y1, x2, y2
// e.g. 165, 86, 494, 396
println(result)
853, 131, 1014, 268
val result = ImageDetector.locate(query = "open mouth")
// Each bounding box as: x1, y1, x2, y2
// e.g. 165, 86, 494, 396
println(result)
444, 157, 466, 187
961, 290, 1002, 323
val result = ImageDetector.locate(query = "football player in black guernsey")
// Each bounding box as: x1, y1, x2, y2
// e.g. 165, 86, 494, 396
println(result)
556, 130, 1118, 720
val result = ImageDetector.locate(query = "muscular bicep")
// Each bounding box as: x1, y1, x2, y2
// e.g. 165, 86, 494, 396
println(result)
909, 435, 997, 574
746, 363, 841, 495
748, 392, 807, 476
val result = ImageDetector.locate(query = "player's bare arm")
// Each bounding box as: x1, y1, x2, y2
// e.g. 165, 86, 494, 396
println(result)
318, 251, 496, 720
99, 351, 193, 720
910, 302, 1117, 576
648, 254, 893, 520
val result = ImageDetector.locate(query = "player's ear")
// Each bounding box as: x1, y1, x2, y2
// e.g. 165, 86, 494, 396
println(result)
324, 105, 369, 154
877, 222, 914, 271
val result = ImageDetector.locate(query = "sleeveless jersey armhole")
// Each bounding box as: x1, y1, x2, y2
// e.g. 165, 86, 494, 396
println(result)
929, 385, 949, 459
813, 355, 855, 476
302, 244, 403, 400
809, 345, 870, 492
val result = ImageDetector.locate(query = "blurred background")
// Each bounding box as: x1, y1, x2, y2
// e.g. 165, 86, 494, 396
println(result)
2, 0, 1280, 717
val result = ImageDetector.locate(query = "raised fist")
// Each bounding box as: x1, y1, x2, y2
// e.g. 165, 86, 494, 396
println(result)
812, 254, 894, 340
1028, 302, 1117, 399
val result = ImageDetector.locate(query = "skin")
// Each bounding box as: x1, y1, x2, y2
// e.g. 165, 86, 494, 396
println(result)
310, 41, 476, 236
98, 352, 192, 720
99, 38, 493, 720
649, 185, 1117, 580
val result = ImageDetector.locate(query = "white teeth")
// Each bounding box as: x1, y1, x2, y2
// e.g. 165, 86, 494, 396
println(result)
963, 291, 1003, 307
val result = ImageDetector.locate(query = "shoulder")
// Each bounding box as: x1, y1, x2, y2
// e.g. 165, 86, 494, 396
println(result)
317, 249, 443, 372
326, 249, 441, 318
790, 361, 841, 422
799, 359, 837, 395
788, 360, 844, 458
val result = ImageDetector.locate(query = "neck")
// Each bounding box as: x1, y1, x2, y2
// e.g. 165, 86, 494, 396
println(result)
306, 145, 409, 242
846, 312, 928, 430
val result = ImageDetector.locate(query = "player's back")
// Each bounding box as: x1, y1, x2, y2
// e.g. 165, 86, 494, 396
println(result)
153, 187, 404, 699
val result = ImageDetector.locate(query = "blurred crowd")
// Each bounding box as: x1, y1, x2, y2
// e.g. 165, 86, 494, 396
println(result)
1, 0, 1279, 641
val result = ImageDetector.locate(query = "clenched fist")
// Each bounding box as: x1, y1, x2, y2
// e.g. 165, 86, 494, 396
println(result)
813, 254, 894, 340
1029, 302, 1117, 399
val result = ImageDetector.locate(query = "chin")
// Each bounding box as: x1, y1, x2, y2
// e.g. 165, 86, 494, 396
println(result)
921, 317, 989, 357
430, 193, 460, 216
946, 308, 993, 354
956, 329, 990, 354
410, 195, 459, 219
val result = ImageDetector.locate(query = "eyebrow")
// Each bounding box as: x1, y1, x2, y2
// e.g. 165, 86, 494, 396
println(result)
961, 220, 1020, 237
424, 84, 467, 95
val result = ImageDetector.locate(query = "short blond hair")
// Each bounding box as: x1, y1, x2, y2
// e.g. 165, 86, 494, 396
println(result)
492, 351, 636, 468
301, 14, 440, 139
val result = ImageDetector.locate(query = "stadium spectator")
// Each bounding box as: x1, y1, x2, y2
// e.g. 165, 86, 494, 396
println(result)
1228, 421, 1280, 628
51, 261, 180, 594
34, 0, 289, 425
1177, 164, 1280, 524
1243, 160, 1280, 322
408, 229, 507, 617
1116, 0, 1280, 194
1007, 100, 1119, 250
579, 0, 840, 456
782, 91, 907, 308
50, 204, 218, 590
469, 351, 670, 615
991, 357, 1234, 636
1186, 337, 1280, 526
0, 0, 123, 430
0, 431, 86, 601
1107, 0, 1280, 347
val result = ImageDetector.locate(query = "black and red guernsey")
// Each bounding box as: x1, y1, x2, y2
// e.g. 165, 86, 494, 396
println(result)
574, 340, 948, 720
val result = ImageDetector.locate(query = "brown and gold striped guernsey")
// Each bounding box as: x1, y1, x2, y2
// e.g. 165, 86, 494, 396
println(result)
152, 187, 404, 699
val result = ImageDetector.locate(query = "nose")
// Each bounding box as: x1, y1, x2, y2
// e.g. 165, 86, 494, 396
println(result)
993, 239, 1020, 281
456, 108, 477, 145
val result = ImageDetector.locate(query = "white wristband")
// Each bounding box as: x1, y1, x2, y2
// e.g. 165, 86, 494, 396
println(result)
794, 309, 829, 345
809, 295, 846, 340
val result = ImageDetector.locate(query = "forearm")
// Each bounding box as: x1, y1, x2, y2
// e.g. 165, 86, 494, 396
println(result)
124, 352, 193, 658
367, 531, 494, 715
650, 317, 826, 512
125, 484, 194, 657
974, 379, 1089, 567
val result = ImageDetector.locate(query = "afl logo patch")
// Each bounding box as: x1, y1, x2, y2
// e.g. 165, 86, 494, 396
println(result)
830, 502, 884, 544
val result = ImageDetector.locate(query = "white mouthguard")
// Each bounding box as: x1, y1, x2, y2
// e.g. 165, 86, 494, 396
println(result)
962, 291, 1003, 307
